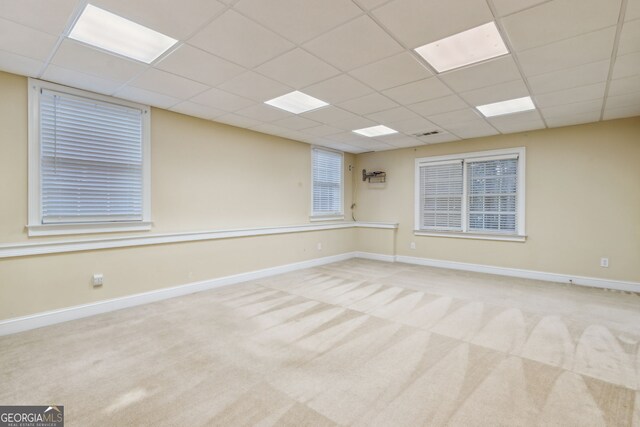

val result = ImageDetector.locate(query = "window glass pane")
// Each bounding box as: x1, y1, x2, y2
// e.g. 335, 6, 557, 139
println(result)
312, 148, 342, 215
467, 158, 517, 233
420, 162, 463, 231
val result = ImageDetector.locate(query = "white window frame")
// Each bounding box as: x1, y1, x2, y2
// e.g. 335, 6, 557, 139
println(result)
414, 147, 526, 242
27, 78, 152, 236
310, 146, 344, 221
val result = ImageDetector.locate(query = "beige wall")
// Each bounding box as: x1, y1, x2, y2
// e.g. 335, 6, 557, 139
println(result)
355, 118, 640, 282
0, 71, 355, 319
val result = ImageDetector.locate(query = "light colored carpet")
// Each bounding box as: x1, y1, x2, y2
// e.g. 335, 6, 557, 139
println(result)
1, 259, 640, 426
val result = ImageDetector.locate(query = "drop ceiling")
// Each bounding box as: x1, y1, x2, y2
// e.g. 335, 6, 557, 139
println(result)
0, 0, 638, 153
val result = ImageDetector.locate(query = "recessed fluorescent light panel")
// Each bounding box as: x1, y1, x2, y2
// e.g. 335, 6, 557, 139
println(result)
69, 4, 178, 63
414, 22, 508, 73
353, 125, 398, 137
264, 91, 328, 114
476, 96, 535, 117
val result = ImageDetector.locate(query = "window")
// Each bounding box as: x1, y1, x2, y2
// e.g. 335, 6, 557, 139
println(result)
28, 79, 151, 236
311, 147, 343, 220
415, 148, 525, 240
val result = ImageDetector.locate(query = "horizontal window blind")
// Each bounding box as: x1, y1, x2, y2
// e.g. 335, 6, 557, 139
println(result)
419, 160, 463, 230
312, 148, 342, 216
40, 89, 144, 224
467, 158, 518, 233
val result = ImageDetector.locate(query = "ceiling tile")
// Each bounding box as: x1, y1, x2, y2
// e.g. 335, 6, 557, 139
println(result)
534, 82, 606, 108
608, 75, 640, 97
491, 0, 549, 17
255, 48, 340, 89
409, 95, 469, 117
155, 44, 245, 87
428, 108, 484, 127
190, 88, 254, 111
517, 26, 616, 76
169, 101, 225, 119
51, 40, 147, 83
92, 0, 226, 40
617, 18, 640, 55
376, 134, 422, 148
603, 104, 640, 119
503, 0, 621, 52
42, 65, 123, 95
234, 0, 362, 44
301, 124, 343, 137
303, 15, 403, 71
487, 110, 545, 133
272, 115, 321, 131
338, 93, 399, 115
416, 132, 460, 144
235, 103, 292, 122
332, 116, 378, 131
626, 0, 640, 20
214, 113, 263, 128
439, 55, 521, 93
300, 106, 361, 124
317, 141, 364, 153
605, 92, 640, 109
344, 137, 394, 151
303, 74, 373, 104
387, 116, 438, 134
528, 60, 610, 94
115, 85, 181, 109
459, 79, 529, 106
348, 52, 432, 91
545, 110, 601, 127
372, 0, 493, 48
218, 71, 291, 102
130, 68, 208, 99
612, 51, 640, 79
540, 99, 603, 117
0, 17, 57, 61
0, 50, 43, 77
189, 10, 294, 68
444, 120, 499, 139
366, 106, 419, 124
0, 0, 78, 35
382, 78, 452, 105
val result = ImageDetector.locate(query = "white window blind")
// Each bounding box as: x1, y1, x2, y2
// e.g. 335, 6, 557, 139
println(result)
419, 160, 463, 230
467, 157, 518, 233
40, 89, 144, 224
312, 148, 343, 216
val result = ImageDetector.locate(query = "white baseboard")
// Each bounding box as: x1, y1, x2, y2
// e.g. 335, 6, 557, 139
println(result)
395, 255, 640, 293
354, 251, 396, 262
3, 251, 638, 336
0, 252, 355, 336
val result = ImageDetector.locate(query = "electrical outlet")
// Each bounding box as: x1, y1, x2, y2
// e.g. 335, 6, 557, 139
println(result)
600, 258, 609, 268
410, 242, 416, 250
92, 273, 104, 287
317, 242, 322, 251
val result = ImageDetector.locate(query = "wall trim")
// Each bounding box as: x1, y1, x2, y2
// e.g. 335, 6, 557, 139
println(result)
354, 251, 396, 262
0, 221, 398, 259
0, 252, 357, 336
395, 255, 640, 293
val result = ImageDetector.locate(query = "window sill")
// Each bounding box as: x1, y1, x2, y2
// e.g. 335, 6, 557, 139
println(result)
309, 215, 345, 222
27, 221, 152, 237
414, 230, 526, 242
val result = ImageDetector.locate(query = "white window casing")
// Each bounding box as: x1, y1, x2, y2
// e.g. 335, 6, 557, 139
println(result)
415, 147, 525, 240
311, 147, 344, 220
28, 79, 151, 236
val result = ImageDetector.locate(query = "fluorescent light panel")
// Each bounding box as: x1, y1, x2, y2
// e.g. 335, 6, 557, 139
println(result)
69, 4, 177, 64
414, 22, 508, 73
476, 96, 535, 117
353, 125, 398, 137
265, 91, 328, 114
